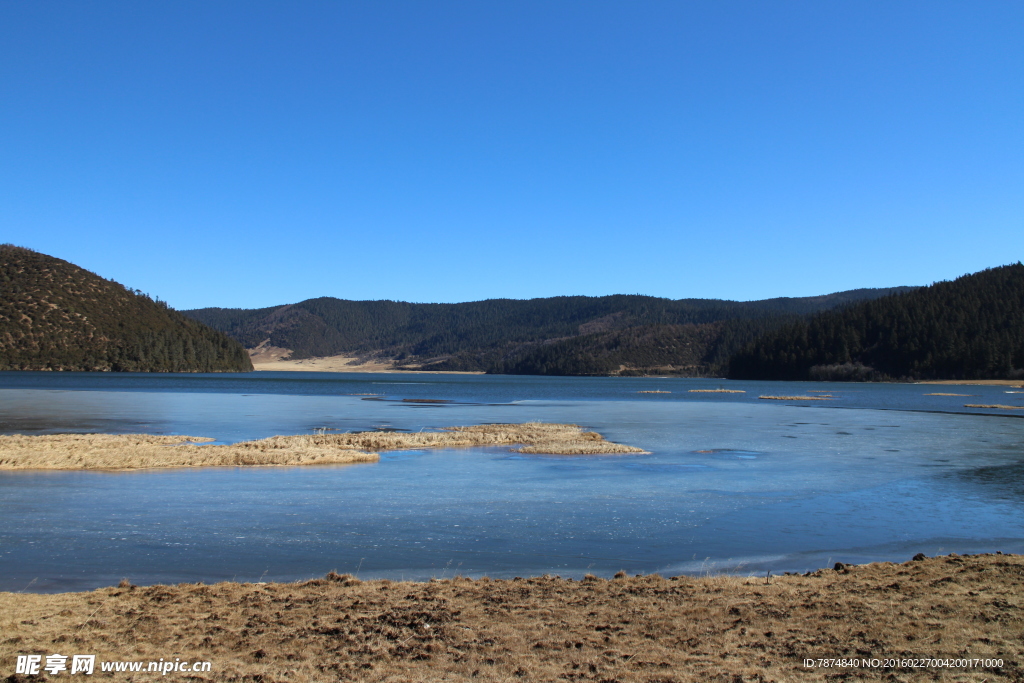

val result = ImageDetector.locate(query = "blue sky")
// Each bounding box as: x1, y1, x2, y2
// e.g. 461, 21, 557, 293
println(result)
2, 1, 1021, 310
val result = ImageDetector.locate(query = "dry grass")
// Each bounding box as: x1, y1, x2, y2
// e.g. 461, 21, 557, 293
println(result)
1, 554, 1020, 682
0, 433, 377, 471
332, 423, 649, 456
964, 404, 1024, 410
303, 423, 643, 456
0, 424, 646, 471
688, 389, 745, 393
758, 395, 833, 401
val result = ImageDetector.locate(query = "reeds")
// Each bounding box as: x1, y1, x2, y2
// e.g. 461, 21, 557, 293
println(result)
0, 433, 377, 471
0, 423, 646, 471
688, 389, 745, 393
326, 423, 648, 456
964, 404, 1024, 410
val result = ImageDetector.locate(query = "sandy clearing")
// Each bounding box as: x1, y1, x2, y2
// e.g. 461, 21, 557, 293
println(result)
250, 353, 485, 374
251, 355, 403, 372
247, 340, 484, 374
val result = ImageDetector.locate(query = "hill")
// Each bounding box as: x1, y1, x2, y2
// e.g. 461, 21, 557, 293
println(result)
0, 245, 253, 372
491, 318, 772, 376
728, 264, 1024, 381
185, 288, 913, 376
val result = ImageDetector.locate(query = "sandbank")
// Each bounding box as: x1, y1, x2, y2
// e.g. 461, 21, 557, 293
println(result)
0, 554, 1019, 682
0, 423, 647, 471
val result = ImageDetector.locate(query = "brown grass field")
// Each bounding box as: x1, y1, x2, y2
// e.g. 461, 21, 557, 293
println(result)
0, 554, 1020, 681
0, 424, 647, 471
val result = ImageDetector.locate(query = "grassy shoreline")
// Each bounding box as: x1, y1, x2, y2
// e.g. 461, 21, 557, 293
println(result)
1, 554, 1019, 681
0, 423, 647, 471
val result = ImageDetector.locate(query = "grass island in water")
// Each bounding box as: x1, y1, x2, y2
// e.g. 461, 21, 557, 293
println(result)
0, 423, 647, 471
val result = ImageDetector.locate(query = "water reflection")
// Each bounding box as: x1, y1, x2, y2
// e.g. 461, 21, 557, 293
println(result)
952, 461, 1024, 501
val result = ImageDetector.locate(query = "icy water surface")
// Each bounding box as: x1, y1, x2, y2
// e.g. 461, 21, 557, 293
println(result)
0, 372, 1022, 591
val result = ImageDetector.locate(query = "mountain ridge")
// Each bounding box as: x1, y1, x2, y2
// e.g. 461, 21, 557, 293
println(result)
185, 287, 916, 376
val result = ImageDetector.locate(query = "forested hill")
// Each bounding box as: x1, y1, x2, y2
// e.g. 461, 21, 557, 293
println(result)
728, 264, 1024, 381
185, 287, 913, 375
0, 245, 252, 372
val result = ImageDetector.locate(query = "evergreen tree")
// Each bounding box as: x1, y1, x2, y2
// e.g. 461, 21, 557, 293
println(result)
0, 245, 252, 372
728, 264, 1024, 381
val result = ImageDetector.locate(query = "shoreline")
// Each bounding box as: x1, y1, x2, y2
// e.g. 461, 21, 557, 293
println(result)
250, 364, 1024, 386
0, 423, 647, 471
914, 379, 1024, 387
1, 553, 1018, 681
2, 364, 1021, 385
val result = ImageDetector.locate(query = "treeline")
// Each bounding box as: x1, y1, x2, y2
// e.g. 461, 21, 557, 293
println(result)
186, 288, 912, 375
490, 317, 802, 376
0, 245, 252, 372
728, 264, 1024, 381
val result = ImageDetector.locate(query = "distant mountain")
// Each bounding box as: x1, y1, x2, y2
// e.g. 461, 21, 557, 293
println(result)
728, 264, 1024, 381
0, 245, 252, 372
185, 287, 915, 376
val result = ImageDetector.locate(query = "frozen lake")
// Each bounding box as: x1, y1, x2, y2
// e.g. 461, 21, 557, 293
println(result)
1, 371, 1022, 591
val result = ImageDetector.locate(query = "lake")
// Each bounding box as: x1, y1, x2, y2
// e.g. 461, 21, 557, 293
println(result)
1, 371, 1022, 592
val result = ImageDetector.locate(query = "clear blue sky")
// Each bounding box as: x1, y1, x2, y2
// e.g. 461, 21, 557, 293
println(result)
2, 1, 1021, 310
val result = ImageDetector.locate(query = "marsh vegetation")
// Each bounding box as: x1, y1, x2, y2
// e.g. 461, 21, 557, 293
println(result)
0, 423, 646, 470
